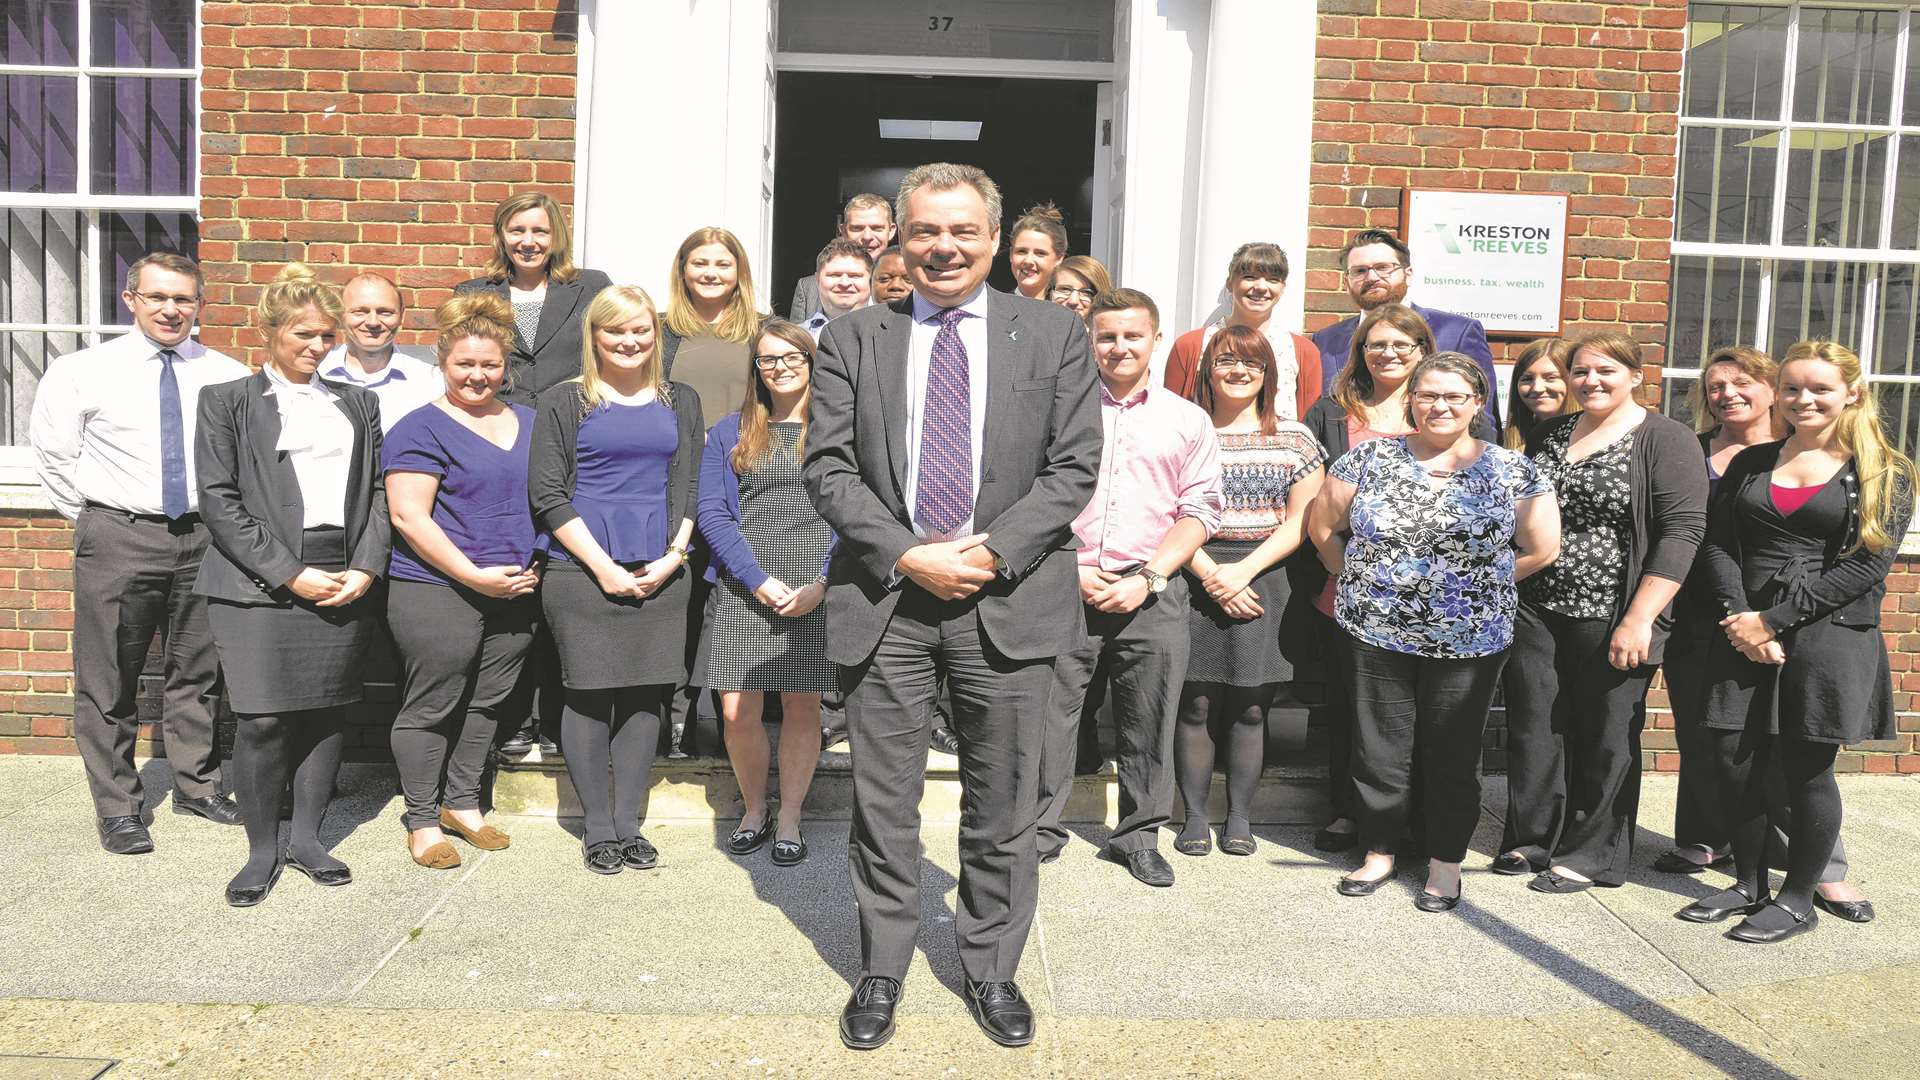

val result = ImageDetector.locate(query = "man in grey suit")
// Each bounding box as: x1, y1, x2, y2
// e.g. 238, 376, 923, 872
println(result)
788, 192, 895, 318
804, 162, 1101, 1051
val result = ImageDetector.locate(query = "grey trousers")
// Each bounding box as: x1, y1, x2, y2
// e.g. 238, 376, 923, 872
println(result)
72, 507, 221, 817
840, 586, 1055, 983
387, 580, 537, 831
1038, 578, 1189, 857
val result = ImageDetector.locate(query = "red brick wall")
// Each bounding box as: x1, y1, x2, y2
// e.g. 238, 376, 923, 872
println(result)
0, 512, 78, 755
193, 0, 581, 361
1307, 0, 1682, 379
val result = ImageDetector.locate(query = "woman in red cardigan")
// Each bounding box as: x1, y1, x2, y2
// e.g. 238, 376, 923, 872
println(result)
1163, 242, 1322, 419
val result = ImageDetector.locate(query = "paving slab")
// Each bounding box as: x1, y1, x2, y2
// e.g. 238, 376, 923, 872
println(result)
0, 754, 85, 821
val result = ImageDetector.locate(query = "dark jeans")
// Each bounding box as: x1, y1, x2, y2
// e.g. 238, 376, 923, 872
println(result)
1347, 638, 1507, 862
1502, 603, 1654, 885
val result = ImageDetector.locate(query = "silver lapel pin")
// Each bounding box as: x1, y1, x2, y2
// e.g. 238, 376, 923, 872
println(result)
1008, 329, 1019, 341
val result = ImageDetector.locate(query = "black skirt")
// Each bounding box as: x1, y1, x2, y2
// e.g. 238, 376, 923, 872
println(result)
1183, 537, 1293, 687
539, 557, 691, 690
206, 526, 377, 715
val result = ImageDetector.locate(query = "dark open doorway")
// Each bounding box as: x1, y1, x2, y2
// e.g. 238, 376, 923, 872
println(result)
770, 72, 1099, 316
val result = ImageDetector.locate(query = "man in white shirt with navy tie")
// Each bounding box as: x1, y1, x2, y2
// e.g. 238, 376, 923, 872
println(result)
29, 252, 251, 854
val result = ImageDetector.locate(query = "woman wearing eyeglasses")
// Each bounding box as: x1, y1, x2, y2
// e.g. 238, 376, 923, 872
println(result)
697, 321, 836, 865
1163, 243, 1321, 421
1309, 352, 1559, 911
1496, 331, 1708, 894
1044, 256, 1113, 322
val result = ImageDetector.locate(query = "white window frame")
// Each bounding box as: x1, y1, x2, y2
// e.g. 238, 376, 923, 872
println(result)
0, 3, 200, 483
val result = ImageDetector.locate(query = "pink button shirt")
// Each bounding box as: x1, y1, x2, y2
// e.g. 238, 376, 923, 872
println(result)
1072, 382, 1223, 572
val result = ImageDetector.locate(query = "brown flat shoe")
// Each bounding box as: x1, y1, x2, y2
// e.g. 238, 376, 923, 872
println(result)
440, 808, 511, 850
411, 839, 461, 870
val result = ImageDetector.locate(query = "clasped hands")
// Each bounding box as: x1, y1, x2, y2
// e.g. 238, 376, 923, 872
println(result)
1720, 609, 1786, 666
896, 533, 997, 600
1197, 560, 1263, 620
753, 575, 826, 618
288, 566, 376, 607
595, 550, 685, 600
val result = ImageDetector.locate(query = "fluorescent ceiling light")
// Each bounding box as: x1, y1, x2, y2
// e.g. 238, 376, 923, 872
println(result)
878, 118, 982, 141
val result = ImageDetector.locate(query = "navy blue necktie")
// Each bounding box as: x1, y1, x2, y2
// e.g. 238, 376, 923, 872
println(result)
157, 348, 188, 519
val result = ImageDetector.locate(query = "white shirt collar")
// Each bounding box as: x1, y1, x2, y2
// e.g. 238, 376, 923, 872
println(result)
320, 345, 420, 388
113, 330, 206, 362
261, 362, 339, 400
911, 283, 990, 324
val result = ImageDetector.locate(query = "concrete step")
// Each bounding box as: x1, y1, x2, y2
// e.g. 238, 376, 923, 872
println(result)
490, 706, 1332, 825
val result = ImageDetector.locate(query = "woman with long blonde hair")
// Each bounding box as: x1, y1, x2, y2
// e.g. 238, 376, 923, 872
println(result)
1680, 341, 1914, 942
528, 285, 705, 875
696, 319, 835, 864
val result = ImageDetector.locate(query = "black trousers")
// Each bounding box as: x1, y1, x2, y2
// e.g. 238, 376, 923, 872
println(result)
1502, 603, 1653, 885
72, 508, 222, 817
1317, 612, 1359, 821
1037, 579, 1190, 856
840, 586, 1055, 983
387, 580, 536, 831
1347, 638, 1507, 862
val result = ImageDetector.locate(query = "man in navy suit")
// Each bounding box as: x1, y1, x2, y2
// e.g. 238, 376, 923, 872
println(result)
1311, 228, 1501, 428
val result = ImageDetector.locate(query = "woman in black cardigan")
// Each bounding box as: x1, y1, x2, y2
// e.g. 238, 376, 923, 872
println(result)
529, 284, 702, 875
1497, 330, 1708, 892
195, 263, 391, 907
1677, 341, 1913, 942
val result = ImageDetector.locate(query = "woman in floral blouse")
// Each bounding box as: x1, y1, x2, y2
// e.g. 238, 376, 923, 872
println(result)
1309, 352, 1560, 911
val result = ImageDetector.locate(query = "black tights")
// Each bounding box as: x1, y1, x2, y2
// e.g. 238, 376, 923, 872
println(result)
1175, 682, 1271, 845
1703, 728, 1841, 924
562, 686, 665, 846
230, 708, 346, 890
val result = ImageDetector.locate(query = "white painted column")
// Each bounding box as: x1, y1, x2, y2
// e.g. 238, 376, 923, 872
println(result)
576, 0, 774, 302
1189, 0, 1317, 332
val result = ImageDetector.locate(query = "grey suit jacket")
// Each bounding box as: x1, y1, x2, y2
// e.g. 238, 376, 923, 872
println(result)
454, 268, 613, 407
193, 371, 392, 605
802, 290, 1102, 664
788, 275, 819, 321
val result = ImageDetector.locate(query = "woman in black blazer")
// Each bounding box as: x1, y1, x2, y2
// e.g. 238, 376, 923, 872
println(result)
454, 191, 613, 408
195, 263, 391, 907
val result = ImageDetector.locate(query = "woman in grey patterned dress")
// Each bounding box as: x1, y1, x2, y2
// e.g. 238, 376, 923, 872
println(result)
696, 321, 834, 866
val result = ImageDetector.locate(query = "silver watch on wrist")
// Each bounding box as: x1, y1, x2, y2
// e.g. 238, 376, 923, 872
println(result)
1134, 566, 1168, 594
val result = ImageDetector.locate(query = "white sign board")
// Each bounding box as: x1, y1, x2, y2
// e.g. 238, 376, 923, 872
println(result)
1401, 189, 1569, 336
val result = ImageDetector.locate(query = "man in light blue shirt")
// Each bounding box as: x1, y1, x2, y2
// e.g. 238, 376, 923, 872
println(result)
320, 273, 442, 431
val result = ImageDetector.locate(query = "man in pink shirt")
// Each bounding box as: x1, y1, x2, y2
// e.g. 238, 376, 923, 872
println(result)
1036, 288, 1223, 886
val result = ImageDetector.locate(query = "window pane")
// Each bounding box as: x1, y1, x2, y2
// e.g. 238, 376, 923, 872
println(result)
100, 212, 197, 326
1, 211, 86, 449
91, 0, 194, 68
3, 0, 79, 65
1683, 4, 1788, 120
90, 75, 195, 196
1660, 374, 1704, 431
1666, 255, 1766, 370
0, 331, 82, 446
1769, 259, 1875, 355
1873, 263, 1920, 378
1793, 6, 1898, 126
1873, 382, 1920, 460
1782, 130, 1887, 248
1893, 136, 1920, 251
1, 75, 80, 194
1677, 126, 1777, 244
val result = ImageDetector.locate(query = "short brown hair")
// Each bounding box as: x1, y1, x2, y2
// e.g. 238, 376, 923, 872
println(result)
1086, 287, 1160, 332
1192, 324, 1279, 435
124, 252, 204, 296
815, 238, 874, 272
1226, 242, 1289, 283
1686, 344, 1777, 433
1568, 328, 1644, 372
1339, 228, 1411, 269
843, 192, 892, 222
1406, 351, 1490, 427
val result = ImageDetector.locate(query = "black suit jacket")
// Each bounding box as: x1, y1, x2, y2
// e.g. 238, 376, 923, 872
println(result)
802, 290, 1102, 664
192, 371, 391, 605
454, 268, 613, 406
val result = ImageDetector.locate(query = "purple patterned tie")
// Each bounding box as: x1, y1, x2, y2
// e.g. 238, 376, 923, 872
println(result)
916, 306, 973, 535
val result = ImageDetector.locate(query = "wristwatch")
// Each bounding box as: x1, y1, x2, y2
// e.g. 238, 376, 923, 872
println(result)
1134, 566, 1168, 594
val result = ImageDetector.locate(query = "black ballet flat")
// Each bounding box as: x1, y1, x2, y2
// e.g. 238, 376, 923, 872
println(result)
1813, 894, 1876, 924
285, 854, 352, 887
1653, 848, 1731, 875
1491, 852, 1541, 876
1414, 888, 1461, 913
225, 863, 283, 908
1336, 871, 1392, 897
1726, 902, 1818, 944
1676, 889, 1768, 924
1527, 869, 1594, 894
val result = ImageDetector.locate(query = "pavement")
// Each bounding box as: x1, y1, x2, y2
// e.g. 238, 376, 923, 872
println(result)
1, 754, 1918, 1079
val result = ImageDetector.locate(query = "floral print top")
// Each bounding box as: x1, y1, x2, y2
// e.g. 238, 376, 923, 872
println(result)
1522, 423, 1634, 619
1330, 437, 1552, 658
1213, 423, 1327, 542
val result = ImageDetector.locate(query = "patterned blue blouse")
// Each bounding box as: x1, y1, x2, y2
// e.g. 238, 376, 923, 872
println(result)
1330, 437, 1552, 658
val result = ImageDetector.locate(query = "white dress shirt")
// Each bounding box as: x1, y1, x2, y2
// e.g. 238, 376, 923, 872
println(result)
901, 284, 992, 539
262, 365, 354, 528
29, 331, 250, 520
319, 344, 442, 432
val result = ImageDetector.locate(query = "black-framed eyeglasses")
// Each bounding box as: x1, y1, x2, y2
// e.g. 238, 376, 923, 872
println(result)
1346, 263, 1405, 281
1363, 341, 1421, 357
1049, 285, 1097, 301
753, 352, 809, 371
1411, 391, 1476, 407
1212, 356, 1266, 373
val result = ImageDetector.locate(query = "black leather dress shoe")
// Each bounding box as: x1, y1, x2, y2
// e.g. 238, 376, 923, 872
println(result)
1491, 852, 1540, 876
839, 976, 901, 1050
621, 835, 658, 870
1727, 902, 1818, 943
1103, 846, 1175, 887
930, 726, 962, 755
285, 854, 352, 887
1813, 894, 1875, 923
1336, 871, 1392, 897
172, 794, 243, 825
584, 841, 624, 875
965, 979, 1034, 1047
97, 815, 154, 855
226, 863, 282, 907
1677, 889, 1767, 924
1312, 826, 1358, 852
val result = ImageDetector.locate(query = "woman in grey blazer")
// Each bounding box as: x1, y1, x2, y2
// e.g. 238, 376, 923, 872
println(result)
195, 264, 391, 908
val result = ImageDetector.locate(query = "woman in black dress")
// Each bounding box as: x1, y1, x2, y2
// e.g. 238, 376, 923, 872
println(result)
529, 285, 703, 874
1678, 341, 1913, 942
195, 263, 390, 906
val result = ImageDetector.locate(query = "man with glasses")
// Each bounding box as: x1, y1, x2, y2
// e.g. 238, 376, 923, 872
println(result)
1311, 228, 1500, 427
30, 252, 251, 854
789, 193, 896, 319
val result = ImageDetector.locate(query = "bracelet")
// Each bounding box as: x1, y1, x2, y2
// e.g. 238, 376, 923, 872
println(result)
666, 543, 689, 559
